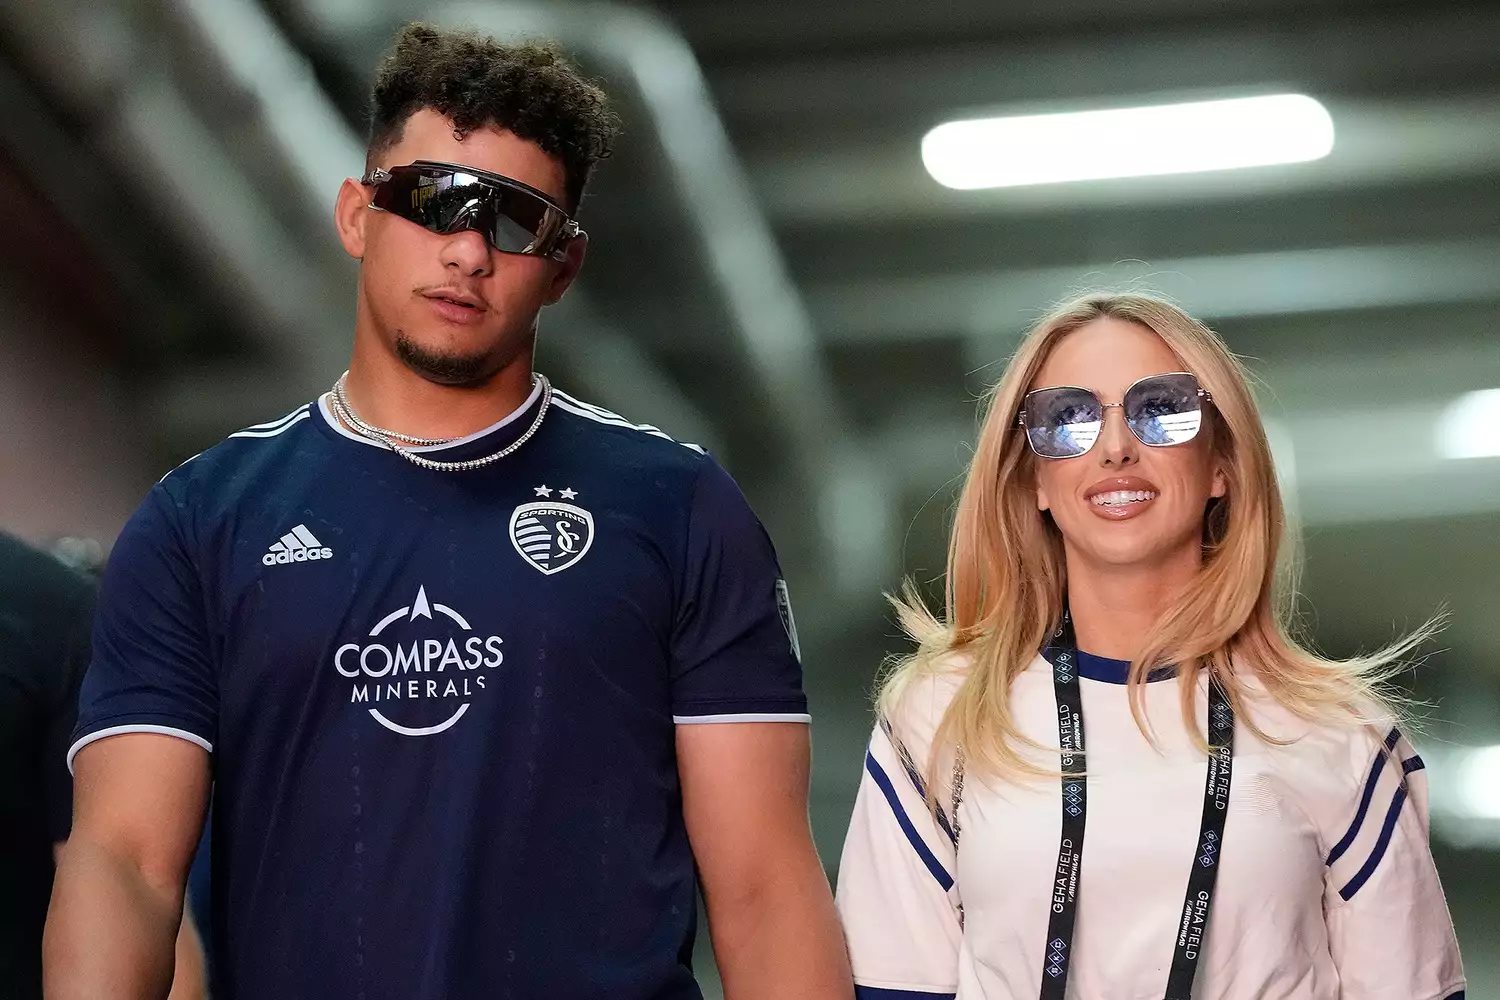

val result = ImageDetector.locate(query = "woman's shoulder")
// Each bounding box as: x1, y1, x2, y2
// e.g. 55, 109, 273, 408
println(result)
1237, 670, 1405, 755
1238, 675, 1419, 819
880, 650, 971, 751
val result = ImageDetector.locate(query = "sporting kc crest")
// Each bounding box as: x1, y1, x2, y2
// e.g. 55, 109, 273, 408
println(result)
510, 500, 595, 575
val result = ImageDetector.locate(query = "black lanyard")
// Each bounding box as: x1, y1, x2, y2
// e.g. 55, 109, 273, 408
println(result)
1038, 612, 1235, 1000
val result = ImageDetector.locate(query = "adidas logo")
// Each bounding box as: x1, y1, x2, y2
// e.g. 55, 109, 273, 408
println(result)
262, 525, 334, 566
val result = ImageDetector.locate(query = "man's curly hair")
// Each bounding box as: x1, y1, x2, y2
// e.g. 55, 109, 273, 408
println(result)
369, 23, 618, 211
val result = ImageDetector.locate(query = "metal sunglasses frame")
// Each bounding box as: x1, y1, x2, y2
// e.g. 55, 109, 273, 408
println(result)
1017, 370, 1214, 459
360, 159, 584, 262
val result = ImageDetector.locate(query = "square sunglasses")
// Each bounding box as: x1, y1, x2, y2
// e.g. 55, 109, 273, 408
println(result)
1018, 371, 1213, 459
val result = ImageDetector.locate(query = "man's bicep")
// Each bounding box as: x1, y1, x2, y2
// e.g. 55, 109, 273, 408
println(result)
71, 733, 211, 888
677, 722, 814, 893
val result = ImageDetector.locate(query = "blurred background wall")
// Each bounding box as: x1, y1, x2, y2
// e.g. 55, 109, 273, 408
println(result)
3, 0, 1498, 993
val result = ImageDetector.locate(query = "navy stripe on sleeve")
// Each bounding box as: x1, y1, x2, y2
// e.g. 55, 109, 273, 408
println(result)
1338, 786, 1407, 900
1327, 727, 1401, 865
865, 751, 954, 891
855, 987, 957, 1000
902, 758, 958, 847
877, 716, 957, 845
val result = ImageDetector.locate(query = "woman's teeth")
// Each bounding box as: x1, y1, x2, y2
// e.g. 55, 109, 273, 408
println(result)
1091, 490, 1157, 506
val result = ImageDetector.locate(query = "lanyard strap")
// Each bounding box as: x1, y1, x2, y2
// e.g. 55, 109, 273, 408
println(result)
1165, 676, 1234, 998
1037, 614, 1235, 1000
1038, 616, 1087, 1000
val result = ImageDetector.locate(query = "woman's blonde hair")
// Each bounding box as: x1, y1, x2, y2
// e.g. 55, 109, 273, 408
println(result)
884, 291, 1428, 784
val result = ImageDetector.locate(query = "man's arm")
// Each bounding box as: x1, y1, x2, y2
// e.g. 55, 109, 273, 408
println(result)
166, 901, 208, 1000
678, 722, 853, 1000
45, 734, 211, 1000
51, 839, 208, 1000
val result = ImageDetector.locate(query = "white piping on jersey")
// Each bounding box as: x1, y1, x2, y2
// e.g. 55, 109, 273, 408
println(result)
242, 404, 312, 433
552, 390, 629, 422
158, 451, 205, 484
67, 724, 214, 775
228, 409, 310, 439
672, 712, 812, 724
315, 378, 545, 452
551, 389, 670, 434
551, 390, 705, 454
160, 405, 309, 482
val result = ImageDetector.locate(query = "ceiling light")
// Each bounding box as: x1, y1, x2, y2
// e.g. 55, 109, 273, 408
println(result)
1437, 388, 1500, 459
1455, 745, 1500, 819
922, 94, 1335, 190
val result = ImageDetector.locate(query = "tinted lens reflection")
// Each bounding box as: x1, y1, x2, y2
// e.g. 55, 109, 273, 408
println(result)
1025, 386, 1102, 458
373, 168, 555, 254
1124, 374, 1203, 446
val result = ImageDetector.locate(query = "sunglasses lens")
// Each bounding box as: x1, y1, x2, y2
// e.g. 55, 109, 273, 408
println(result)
485, 186, 556, 253
1124, 373, 1204, 446
371, 166, 563, 255
1024, 387, 1102, 458
372, 168, 458, 227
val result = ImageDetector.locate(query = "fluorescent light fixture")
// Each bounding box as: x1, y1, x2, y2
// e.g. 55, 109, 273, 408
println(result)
922, 93, 1335, 190
1437, 388, 1500, 459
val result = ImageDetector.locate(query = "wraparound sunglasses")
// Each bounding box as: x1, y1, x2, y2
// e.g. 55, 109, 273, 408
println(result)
1018, 371, 1213, 459
360, 160, 582, 262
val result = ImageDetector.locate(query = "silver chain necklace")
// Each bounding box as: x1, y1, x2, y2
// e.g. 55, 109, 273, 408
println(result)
328, 371, 552, 472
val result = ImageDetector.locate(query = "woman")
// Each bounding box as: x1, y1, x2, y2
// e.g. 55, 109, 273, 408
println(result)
836, 293, 1465, 999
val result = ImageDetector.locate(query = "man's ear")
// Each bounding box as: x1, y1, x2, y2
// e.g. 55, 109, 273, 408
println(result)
544, 232, 588, 305
334, 177, 371, 260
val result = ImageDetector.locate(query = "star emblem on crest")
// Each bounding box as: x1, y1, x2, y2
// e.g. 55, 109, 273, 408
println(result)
534, 485, 553, 497
559, 487, 578, 500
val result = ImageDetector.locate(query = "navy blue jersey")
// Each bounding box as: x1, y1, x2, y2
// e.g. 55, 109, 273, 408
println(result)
71, 380, 808, 1000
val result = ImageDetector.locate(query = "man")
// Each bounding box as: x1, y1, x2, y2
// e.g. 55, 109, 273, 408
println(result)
44, 22, 852, 1000
0, 534, 203, 999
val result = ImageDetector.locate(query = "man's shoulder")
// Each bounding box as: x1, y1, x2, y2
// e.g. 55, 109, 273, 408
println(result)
156, 401, 320, 494
548, 388, 708, 468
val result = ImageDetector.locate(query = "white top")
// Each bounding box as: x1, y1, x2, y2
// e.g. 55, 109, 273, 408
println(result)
836, 650, 1466, 1000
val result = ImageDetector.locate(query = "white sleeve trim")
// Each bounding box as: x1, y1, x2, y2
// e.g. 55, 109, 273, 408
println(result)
673, 712, 812, 724
67, 725, 214, 774
854, 976, 961, 992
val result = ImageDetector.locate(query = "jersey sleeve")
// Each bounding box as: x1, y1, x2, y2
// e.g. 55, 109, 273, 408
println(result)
668, 455, 807, 724
68, 484, 218, 771
1319, 724, 1465, 1000
837, 676, 963, 999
